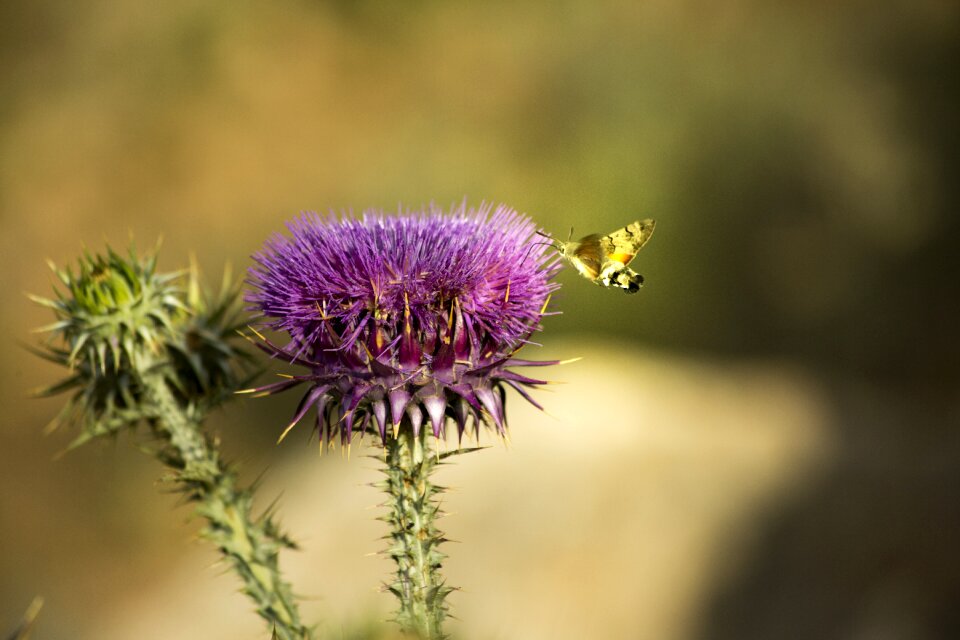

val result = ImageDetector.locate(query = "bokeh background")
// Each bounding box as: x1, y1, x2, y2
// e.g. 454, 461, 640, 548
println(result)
2, 1, 958, 638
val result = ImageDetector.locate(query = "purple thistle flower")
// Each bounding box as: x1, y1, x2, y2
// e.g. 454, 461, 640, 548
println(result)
245, 202, 561, 448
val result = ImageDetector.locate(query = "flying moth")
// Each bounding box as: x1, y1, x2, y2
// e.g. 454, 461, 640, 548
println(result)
545, 219, 656, 293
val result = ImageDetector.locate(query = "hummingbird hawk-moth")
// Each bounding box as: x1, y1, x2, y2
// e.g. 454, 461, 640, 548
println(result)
548, 219, 656, 293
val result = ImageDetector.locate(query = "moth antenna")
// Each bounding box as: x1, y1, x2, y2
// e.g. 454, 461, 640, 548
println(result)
567, 226, 574, 242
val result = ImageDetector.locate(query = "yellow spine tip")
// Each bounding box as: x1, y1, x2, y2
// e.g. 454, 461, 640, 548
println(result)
276, 420, 299, 444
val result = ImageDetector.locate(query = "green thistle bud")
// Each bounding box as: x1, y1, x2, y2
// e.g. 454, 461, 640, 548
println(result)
30, 245, 246, 447
30, 246, 183, 445
166, 262, 254, 409
31, 245, 310, 638
38, 246, 185, 373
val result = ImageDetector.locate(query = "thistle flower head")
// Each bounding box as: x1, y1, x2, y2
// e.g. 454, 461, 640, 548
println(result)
246, 202, 560, 447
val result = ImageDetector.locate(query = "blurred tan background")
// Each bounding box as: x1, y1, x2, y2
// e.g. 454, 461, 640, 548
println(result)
2, 1, 959, 638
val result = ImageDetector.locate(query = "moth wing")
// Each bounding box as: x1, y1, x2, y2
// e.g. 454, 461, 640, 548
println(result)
599, 219, 656, 267
564, 234, 604, 279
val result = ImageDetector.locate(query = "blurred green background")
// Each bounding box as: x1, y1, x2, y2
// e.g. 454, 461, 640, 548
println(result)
2, 1, 958, 638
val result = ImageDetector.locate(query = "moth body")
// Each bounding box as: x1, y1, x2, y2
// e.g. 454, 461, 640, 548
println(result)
553, 219, 655, 294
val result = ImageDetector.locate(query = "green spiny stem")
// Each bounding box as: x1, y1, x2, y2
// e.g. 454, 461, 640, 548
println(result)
382, 426, 452, 639
33, 249, 310, 637
142, 370, 312, 640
